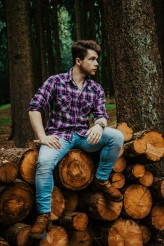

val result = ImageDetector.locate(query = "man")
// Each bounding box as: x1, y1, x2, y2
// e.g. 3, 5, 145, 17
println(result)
28, 40, 124, 239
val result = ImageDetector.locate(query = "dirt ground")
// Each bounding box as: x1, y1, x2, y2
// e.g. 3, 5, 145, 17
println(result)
0, 107, 116, 149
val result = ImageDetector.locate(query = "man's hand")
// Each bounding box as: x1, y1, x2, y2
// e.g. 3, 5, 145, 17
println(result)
86, 124, 103, 144
40, 135, 61, 149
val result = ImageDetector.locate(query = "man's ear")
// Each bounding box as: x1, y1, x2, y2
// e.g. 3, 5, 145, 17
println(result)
75, 57, 81, 66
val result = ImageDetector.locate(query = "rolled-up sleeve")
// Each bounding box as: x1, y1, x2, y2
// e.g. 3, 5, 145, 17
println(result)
92, 86, 109, 122
28, 76, 55, 112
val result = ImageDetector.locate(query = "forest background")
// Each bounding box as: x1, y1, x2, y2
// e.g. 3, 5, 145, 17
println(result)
0, 0, 164, 156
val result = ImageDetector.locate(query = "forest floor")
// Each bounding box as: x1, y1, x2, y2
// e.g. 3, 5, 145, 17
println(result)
0, 101, 116, 149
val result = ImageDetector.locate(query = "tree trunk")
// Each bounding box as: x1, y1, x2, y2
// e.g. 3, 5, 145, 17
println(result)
103, 0, 164, 135
6, 0, 35, 146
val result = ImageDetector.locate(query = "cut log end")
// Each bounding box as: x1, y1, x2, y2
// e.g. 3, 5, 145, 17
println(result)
143, 131, 164, 161
58, 149, 94, 190
113, 156, 126, 172
20, 149, 39, 184
124, 184, 152, 219
39, 226, 68, 246
51, 186, 65, 221
132, 164, 145, 178
110, 172, 125, 189
117, 122, 133, 141
139, 171, 153, 187
0, 160, 18, 183
108, 219, 143, 246
73, 213, 88, 231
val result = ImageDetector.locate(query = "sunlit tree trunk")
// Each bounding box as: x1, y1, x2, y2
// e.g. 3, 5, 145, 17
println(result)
6, 0, 34, 147
103, 0, 164, 135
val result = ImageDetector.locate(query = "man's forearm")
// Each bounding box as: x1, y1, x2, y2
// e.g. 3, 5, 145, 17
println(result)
29, 111, 46, 139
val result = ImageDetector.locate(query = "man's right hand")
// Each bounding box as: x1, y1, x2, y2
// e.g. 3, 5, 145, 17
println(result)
39, 135, 61, 149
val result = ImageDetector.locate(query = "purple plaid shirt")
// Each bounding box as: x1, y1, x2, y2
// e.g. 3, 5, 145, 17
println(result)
28, 69, 109, 141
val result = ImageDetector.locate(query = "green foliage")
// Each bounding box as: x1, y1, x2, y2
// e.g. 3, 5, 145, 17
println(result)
58, 5, 73, 71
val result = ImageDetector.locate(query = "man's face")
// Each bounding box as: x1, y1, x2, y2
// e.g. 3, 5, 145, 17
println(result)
78, 49, 99, 76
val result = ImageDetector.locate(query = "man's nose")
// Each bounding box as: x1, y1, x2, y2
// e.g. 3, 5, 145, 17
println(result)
95, 60, 98, 66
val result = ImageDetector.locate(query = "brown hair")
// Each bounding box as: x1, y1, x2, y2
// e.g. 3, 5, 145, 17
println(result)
72, 40, 101, 64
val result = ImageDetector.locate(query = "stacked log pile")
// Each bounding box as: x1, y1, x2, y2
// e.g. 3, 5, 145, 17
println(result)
0, 122, 164, 246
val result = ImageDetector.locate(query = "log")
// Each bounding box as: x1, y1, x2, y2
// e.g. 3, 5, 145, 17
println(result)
51, 186, 65, 221
0, 147, 39, 185
80, 192, 123, 221
138, 170, 153, 187
139, 225, 151, 244
0, 160, 18, 183
95, 219, 143, 246
67, 227, 93, 246
124, 130, 164, 161
61, 190, 79, 212
113, 156, 126, 172
0, 237, 9, 246
57, 212, 88, 231
54, 149, 94, 190
110, 172, 125, 189
151, 204, 164, 231
124, 184, 152, 219
116, 122, 134, 141
126, 163, 145, 179
124, 139, 147, 157
0, 179, 33, 225
1, 223, 33, 246
39, 225, 68, 246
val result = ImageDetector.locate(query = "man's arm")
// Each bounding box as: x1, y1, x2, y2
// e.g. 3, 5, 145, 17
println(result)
29, 111, 61, 149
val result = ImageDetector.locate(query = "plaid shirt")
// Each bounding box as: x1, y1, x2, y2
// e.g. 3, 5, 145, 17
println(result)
28, 69, 109, 141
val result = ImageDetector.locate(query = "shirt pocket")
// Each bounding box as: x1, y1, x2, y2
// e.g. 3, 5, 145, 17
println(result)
56, 95, 71, 112
80, 99, 93, 116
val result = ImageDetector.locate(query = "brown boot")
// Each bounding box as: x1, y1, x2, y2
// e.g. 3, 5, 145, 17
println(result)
30, 213, 52, 239
95, 178, 123, 202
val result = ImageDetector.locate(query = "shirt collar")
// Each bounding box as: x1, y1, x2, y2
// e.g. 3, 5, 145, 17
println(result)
66, 68, 91, 86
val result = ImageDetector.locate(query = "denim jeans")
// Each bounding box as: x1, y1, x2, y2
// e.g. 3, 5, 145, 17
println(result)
36, 127, 124, 213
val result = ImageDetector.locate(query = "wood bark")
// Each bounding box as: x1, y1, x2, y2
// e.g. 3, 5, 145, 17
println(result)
103, 0, 164, 134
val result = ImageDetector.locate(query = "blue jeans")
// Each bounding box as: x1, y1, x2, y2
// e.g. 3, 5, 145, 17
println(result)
36, 127, 124, 213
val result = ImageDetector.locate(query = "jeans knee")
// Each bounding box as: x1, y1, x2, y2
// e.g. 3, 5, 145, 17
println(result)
37, 155, 55, 171
103, 127, 124, 149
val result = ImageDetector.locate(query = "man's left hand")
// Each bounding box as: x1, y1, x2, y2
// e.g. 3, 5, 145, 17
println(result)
86, 124, 103, 144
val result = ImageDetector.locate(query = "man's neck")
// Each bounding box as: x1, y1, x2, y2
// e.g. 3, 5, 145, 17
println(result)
72, 66, 86, 85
